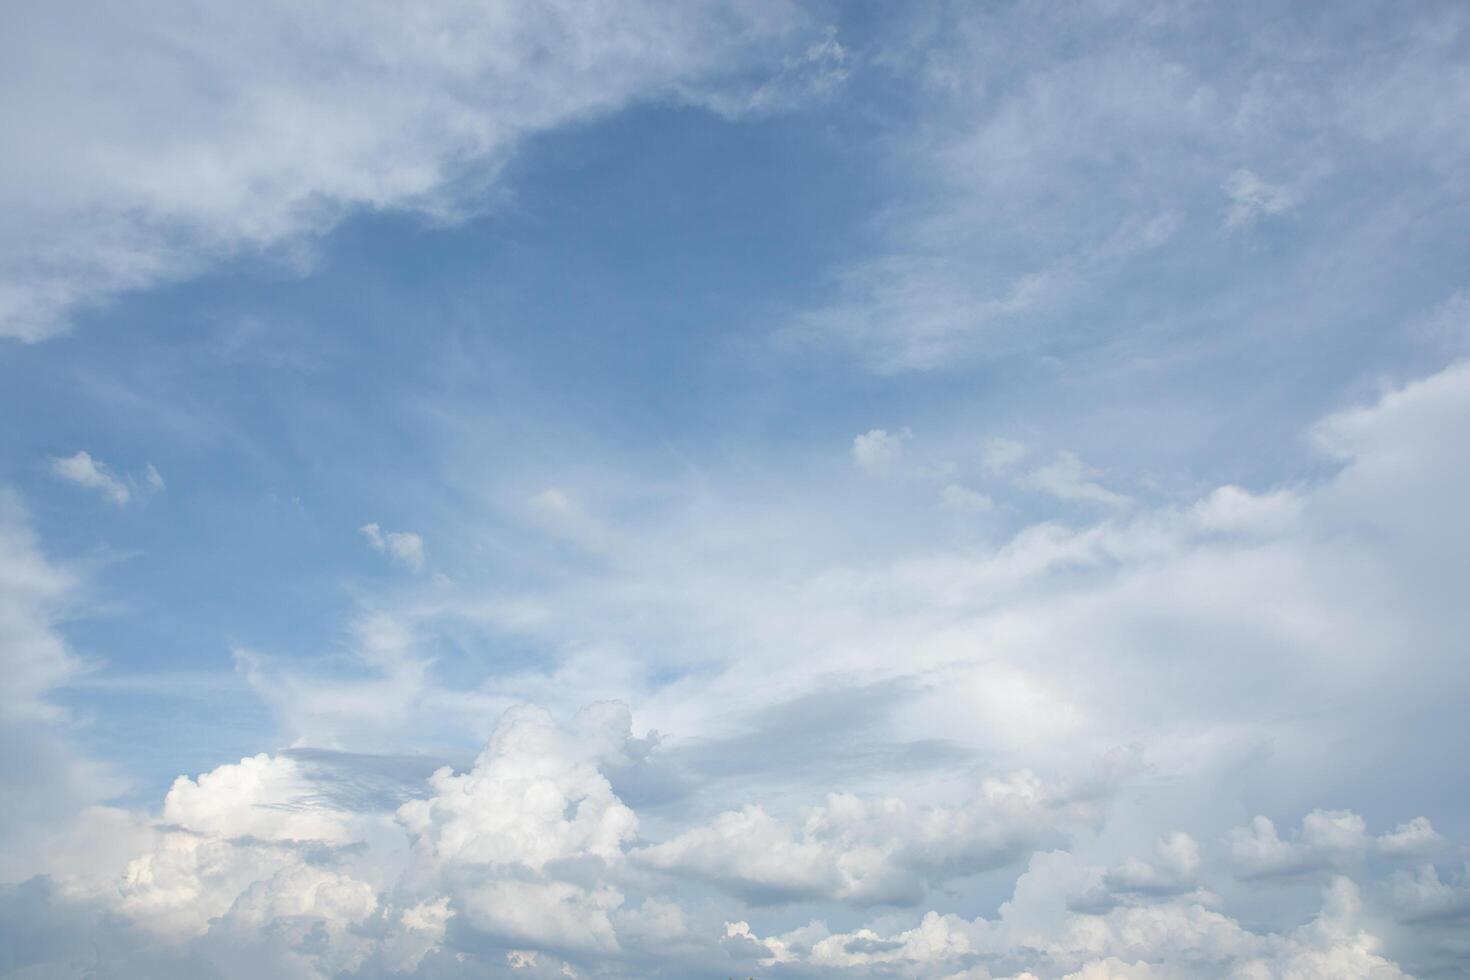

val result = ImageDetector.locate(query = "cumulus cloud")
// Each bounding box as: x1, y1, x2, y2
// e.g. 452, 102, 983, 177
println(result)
1228, 810, 1446, 880
360, 522, 426, 572
397, 703, 639, 952
734, 860, 1410, 979
1100, 832, 1201, 898
637, 770, 1102, 905
161, 753, 357, 844
121, 357, 1466, 974
1388, 863, 1470, 924
9, 704, 651, 971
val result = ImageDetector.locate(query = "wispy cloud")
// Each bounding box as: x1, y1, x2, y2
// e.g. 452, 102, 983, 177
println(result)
360, 522, 426, 572
48, 451, 162, 506
0, 1, 827, 342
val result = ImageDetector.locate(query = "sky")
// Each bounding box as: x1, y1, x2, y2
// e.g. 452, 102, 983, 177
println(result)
2, 1, 1470, 977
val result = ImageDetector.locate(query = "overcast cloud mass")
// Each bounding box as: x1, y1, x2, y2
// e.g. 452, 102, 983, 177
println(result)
3, 1, 1470, 977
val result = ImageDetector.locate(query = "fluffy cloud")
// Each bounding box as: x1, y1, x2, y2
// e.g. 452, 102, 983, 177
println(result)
397, 704, 639, 952
735, 860, 1410, 979
23, 705, 647, 969
114, 753, 367, 937
103, 357, 1466, 974
1100, 833, 1201, 898
637, 770, 1102, 905
161, 753, 357, 844
1228, 810, 1446, 880
1388, 863, 1470, 924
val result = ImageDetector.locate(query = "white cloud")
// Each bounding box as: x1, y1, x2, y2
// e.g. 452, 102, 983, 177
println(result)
360, 522, 426, 572
0, 0, 821, 341
397, 704, 639, 952
1228, 810, 1445, 880
981, 437, 1030, 474
398, 704, 637, 871
723, 919, 797, 966
11, 360, 1470, 977
530, 487, 576, 520
637, 770, 1102, 905
1388, 863, 1470, 924
852, 427, 910, 473
741, 861, 1410, 979
941, 482, 994, 511
0, 494, 136, 888
379, 897, 454, 973
0, 494, 81, 721
49, 450, 132, 505
161, 753, 356, 844
1019, 450, 1130, 508
1101, 832, 1201, 896
776, 4, 1470, 373
47, 451, 164, 506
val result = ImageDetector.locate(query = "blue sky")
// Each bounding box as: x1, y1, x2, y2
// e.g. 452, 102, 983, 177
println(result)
3, 1, 1470, 978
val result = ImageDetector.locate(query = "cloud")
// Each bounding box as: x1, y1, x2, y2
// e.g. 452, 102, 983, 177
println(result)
160, 753, 357, 844
49, 450, 132, 505
1389, 864, 1470, 924
397, 704, 640, 952
47, 451, 164, 506
981, 438, 1030, 474
941, 482, 994, 512
1099, 832, 1201, 898
1222, 168, 1297, 228
776, 3, 1470, 372
12, 704, 647, 970
852, 427, 910, 473
1018, 450, 1130, 508
11, 349, 1470, 976
636, 770, 1104, 906
360, 522, 426, 572
784, 256, 1076, 372
0, 0, 823, 341
0, 494, 81, 721
733, 864, 1411, 978
1228, 810, 1446, 880
0, 496, 147, 891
